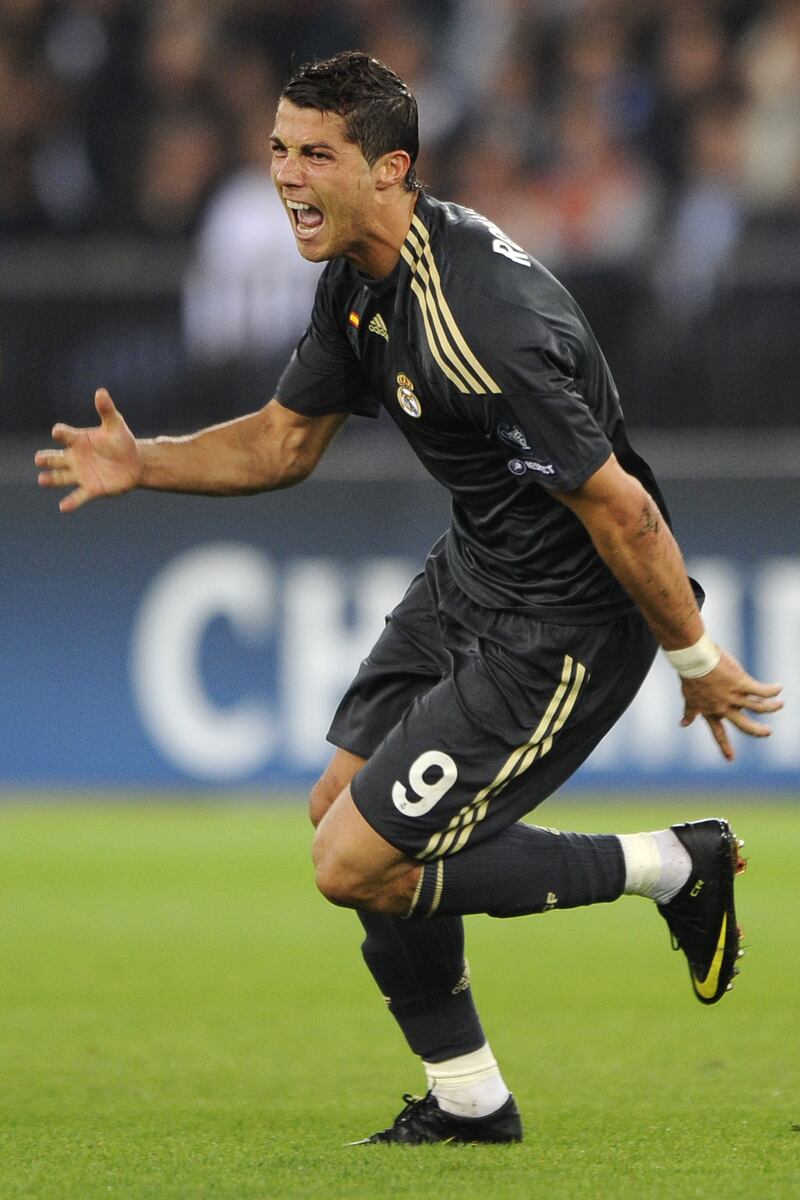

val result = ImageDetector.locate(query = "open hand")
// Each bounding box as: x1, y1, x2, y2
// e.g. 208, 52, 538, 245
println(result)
35, 388, 140, 512
680, 649, 783, 761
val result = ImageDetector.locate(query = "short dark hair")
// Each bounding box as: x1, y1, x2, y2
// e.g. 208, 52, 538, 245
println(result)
280, 50, 422, 192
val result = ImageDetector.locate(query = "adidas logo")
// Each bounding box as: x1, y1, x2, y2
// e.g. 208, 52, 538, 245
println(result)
368, 313, 389, 341
451, 959, 472, 995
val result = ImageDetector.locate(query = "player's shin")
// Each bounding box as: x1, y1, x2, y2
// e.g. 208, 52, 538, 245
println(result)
357, 911, 511, 1117
358, 911, 484, 1059
406, 821, 626, 919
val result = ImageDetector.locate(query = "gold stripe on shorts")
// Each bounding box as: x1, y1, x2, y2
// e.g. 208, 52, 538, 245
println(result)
416, 655, 587, 862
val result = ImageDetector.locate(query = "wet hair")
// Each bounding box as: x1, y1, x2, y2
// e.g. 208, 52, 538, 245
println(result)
280, 50, 422, 192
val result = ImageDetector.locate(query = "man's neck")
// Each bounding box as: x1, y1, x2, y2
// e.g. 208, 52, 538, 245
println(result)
349, 190, 420, 280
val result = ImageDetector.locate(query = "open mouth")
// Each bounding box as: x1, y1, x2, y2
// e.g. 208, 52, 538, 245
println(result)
286, 199, 325, 241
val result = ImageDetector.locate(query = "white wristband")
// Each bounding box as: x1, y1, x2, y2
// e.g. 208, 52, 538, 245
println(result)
665, 633, 721, 679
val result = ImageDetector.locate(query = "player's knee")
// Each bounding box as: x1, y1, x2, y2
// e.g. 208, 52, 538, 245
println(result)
312, 839, 370, 909
311, 821, 391, 909
312, 831, 418, 914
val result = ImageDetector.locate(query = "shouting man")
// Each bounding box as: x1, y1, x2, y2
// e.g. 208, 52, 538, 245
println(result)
36, 52, 782, 1145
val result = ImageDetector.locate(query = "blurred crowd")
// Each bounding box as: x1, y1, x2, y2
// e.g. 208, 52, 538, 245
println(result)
1, 0, 799, 431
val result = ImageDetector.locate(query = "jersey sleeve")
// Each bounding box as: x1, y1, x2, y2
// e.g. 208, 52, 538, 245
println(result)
497, 383, 612, 494
483, 309, 613, 493
424, 212, 615, 492
275, 266, 381, 419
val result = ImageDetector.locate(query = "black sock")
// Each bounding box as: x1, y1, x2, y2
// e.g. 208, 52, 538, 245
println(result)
357, 910, 486, 1061
408, 822, 625, 919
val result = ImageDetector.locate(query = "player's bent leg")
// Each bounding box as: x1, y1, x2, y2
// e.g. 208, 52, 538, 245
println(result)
313, 786, 421, 914
312, 563, 515, 1139
313, 753, 506, 1130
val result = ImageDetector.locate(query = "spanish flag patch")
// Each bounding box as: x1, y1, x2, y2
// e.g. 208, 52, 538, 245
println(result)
348, 310, 360, 329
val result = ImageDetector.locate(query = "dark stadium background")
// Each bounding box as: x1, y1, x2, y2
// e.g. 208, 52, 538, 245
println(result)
1, 0, 798, 792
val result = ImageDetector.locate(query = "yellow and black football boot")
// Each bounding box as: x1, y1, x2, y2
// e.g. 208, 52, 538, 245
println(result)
657, 817, 746, 1004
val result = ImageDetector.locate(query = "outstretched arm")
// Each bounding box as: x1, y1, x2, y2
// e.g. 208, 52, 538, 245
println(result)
35, 388, 347, 512
555, 454, 783, 761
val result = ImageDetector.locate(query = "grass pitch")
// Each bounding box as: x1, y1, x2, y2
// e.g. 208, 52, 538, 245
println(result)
1, 796, 798, 1200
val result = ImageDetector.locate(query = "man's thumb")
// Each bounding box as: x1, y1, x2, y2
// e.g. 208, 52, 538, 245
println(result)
95, 387, 117, 424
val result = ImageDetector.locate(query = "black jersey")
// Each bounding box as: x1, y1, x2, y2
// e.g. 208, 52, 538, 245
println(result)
276, 191, 669, 621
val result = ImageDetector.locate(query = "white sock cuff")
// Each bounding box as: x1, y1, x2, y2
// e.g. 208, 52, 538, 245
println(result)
618, 832, 662, 896
423, 1042, 498, 1084
424, 1042, 509, 1120
618, 828, 691, 904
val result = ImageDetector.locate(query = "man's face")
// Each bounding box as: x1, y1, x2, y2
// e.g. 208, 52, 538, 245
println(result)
270, 99, 377, 266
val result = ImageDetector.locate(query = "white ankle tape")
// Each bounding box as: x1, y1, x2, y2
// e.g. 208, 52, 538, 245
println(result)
424, 1043, 498, 1084
424, 1043, 509, 1120
619, 832, 661, 896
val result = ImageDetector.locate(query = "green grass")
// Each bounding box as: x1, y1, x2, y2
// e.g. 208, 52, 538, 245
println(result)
0, 796, 798, 1199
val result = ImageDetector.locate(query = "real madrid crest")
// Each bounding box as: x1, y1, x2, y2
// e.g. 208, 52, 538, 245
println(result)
396, 373, 422, 419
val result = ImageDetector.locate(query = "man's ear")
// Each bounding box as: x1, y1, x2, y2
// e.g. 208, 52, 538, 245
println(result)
374, 150, 412, 190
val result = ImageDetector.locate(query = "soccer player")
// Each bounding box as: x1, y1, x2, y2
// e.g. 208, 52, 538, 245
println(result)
36, 51, 782, 1145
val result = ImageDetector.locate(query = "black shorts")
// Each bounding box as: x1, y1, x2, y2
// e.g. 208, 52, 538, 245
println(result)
328, 541, 657, 861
